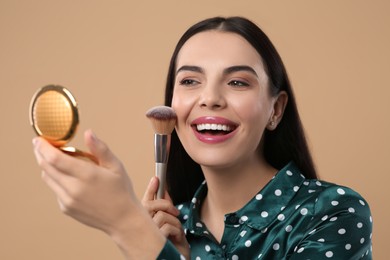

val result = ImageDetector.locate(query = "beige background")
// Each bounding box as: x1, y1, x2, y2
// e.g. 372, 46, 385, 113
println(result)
0, 0, 388, 259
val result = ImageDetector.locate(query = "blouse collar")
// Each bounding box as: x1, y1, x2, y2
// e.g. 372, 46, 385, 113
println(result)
182, 162, 306, 234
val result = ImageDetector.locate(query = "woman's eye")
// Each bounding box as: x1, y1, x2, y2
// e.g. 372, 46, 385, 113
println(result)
179, 79, 198, 86
228, 80, 249, 87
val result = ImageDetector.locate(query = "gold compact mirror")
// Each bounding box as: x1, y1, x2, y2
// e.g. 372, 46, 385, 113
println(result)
30, 85, 97, 164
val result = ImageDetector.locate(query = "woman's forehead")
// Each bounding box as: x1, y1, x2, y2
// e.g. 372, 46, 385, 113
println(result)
176, 30, 265, 71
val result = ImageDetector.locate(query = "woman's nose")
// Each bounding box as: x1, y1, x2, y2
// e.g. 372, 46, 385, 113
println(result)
198, 84, 227, 109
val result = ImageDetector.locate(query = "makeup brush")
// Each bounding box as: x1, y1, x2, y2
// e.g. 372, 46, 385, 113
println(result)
146, 106, 177, 199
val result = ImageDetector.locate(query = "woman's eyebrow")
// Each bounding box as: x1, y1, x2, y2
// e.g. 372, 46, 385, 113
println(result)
224, 65, 258, 78
176, 65, 204, 75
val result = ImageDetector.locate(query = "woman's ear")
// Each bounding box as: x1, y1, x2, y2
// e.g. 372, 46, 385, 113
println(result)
267, 91, 288, 130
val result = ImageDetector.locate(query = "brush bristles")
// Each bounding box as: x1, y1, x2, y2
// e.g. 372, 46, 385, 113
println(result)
146, 106, 177, 135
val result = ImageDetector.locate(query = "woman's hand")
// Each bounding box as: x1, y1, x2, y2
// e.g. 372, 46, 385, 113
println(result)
32, 129, 166, 259
142, 177, 190, 259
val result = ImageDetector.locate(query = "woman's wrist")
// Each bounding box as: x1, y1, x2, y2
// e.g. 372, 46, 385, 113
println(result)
108, 201, 167, 259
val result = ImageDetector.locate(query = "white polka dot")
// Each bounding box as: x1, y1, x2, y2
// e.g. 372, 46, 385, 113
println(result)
338, 228, 346, 235
256, 194, 263, 200
359, 200, 366, 206
205, 245, 211, 252
286, 170, 293, 176
275, 189, 282, 196
177, 204, 183, 210
325, 251, 333, 258
297, 247, 305, 253
196, 222, 203, 228
180, 255, 186, 260
303, 181, 309, 186
203, 230, 209, 234
348, 207, 355, 213
192, 197, 197, 203
261, 211, 268, 218
240, 216, 248, 222
183, 215, 189, 220
345, 244, 351, 250
295, 204, 300, 209
261, 227, 268, 233
196, 257, 201, 260
257, 254, 262, 259
360, 238, 365, 244
370, 216, 373, 222
331, 201, 339, 206
240, 230, 247, 237
293, 186, 299, 192
281, 206, 285, 211
318, 238, 325, 242
300, 208, 308, 215
277, 214, 285, 221
245, 240, 252, 247
273, 243, 280, 250
285, 225, 293, 232
316, 181, 322, 186
232, 255, 239, 260
308, 189, 316, 193
309, 229, 316, 235
330, 217, 338, 222
357, 222, 363, 228
337, 188, 345, 195
322, 215, 328, 221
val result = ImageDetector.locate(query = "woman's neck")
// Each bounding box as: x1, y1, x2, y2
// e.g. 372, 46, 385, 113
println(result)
201, 156, 276, 214
199, 155, 276, 243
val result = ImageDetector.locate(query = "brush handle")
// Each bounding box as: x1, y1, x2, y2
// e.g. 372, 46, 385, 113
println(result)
155, 162, 167, 199
154, 134, 171, 199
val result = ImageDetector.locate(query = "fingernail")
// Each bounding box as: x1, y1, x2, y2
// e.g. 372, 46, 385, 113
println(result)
32, 137, 40, 147
90, 130, 97, 142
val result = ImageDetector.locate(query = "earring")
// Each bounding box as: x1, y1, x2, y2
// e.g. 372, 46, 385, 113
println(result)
270, 121, 275, 127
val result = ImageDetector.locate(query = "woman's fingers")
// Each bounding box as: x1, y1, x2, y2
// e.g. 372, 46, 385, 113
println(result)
33, 137, 90, 178
41, 170, 70, 204
142, 177, 160, 203
84, 129, 123, 171
153, 210, 182, 230
142, 177, 180, 217
160, 223, 184, 241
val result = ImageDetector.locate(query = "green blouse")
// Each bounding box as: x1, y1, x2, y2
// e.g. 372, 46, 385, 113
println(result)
158, 162, 373, 259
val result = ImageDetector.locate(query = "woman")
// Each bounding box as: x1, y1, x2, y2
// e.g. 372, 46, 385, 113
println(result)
33, 17, 372, 259
142, 17, 372, 259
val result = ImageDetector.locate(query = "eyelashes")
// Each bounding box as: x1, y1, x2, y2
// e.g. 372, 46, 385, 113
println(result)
228, 80, 250, 87
179, 79, 199, 86
178, 79, 250, 88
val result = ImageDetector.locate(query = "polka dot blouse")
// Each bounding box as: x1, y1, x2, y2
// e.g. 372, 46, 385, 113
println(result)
157, 162, 373, 259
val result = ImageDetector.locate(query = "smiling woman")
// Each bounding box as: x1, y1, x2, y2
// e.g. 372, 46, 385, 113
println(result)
32, 16, 373, 260
153, 16, 373, 259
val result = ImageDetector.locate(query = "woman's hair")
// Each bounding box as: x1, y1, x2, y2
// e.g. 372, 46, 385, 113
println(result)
164, 16, 317, 205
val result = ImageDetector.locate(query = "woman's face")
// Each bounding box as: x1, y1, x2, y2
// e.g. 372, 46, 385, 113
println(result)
172, 31, 278, 170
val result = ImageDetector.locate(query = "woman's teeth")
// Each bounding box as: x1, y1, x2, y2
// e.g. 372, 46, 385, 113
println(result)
196, 123, 232, 132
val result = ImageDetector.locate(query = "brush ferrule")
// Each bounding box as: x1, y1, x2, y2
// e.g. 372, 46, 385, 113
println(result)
154, 134, 171, 163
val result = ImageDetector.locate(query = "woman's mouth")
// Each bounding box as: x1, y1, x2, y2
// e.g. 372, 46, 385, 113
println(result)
195, 123, 235, 135
191, 117, 238, 143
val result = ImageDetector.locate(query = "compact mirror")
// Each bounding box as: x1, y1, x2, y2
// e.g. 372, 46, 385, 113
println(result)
30, 85, 97, 163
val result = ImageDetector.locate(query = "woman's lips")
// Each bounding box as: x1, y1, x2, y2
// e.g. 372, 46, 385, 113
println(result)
191, 116, 239, 144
